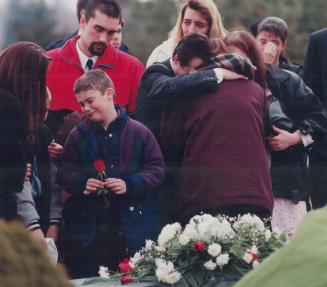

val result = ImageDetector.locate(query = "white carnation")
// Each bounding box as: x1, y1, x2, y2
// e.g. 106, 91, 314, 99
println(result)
243, 252, 253, 264
145, 240, 154, 251
251, 245, 258, 254
165, 271, 182, 284
216, 253, 229, 268
155, 246, 166, 252
265, 229, 271, 241
98, 266, 110, 278
130, 252, 143, 268
207, 243, 222, 257
178, 234, 190, 246
155, 259, 174, 273
252, 260, 259, 268
155, 259, 182, 284
273, 228, 281, 239
233, 214, 265, 233
184, 214, 234, 242
204, 260, 217, 270
158, 223, 182, 247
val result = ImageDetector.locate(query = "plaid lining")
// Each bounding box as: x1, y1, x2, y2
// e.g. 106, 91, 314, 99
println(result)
211, 53, 257, 79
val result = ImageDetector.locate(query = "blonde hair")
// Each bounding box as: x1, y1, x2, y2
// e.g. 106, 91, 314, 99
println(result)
169, 0, 227, 48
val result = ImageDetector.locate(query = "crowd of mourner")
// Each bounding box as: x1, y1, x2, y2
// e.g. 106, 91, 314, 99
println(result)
1, 0, 327, 280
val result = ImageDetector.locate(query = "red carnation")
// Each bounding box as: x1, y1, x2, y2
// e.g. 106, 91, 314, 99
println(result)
93, 159, 106, 172
192, 241, 206, 252
121, 274, 134, 285
118, 258, 133, 273
246, 248, 259, 261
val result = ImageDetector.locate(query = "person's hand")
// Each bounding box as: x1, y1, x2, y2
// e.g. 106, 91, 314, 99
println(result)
31, 228, 46, 247
104, 178, 127, 195
84, 178, 104, 195
266, 126, 302, 151
48, 142, 63, 160
263, 42, 278, 65
24, 163, 32, 181
46, 225, 59, 242
219, 68, 248, 80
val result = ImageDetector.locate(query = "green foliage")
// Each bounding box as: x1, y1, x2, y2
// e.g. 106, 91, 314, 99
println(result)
214, 0, 327, 63
3, 0, 327, 65
4, 0, 62, 49
124, 0, 178, 63
0, 221, 72, 287
122, 0, 327, 65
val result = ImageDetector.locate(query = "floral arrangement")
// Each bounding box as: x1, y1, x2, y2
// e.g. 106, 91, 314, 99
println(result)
83, 213, 287, 286
93, 159, 110, 206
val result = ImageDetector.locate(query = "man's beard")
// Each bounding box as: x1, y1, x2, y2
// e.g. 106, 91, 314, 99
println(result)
88, 41, 107, 56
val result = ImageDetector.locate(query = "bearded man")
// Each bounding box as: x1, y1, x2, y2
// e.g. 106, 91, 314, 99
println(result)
46, 0, 144, 135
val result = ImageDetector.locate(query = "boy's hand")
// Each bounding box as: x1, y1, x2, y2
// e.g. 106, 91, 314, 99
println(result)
48, 142, 63, 160
84, 178, 104, 195
263, 42, 278, 65
24, 163, 32, 181
104, 178, 127, 195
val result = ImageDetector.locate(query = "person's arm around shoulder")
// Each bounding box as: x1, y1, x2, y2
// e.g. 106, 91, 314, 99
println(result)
140, 64, 217, 105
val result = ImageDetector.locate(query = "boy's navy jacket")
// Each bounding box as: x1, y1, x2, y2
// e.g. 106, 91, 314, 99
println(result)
58, 108, 165, 252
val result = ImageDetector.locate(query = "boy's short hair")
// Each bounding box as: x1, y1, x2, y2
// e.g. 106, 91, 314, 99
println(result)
172, 33, 213, 67
74, 69, 115, 95
257, 17, 288, 43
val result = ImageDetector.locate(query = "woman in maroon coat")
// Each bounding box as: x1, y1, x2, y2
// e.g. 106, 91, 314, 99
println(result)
160, 36, 273, 223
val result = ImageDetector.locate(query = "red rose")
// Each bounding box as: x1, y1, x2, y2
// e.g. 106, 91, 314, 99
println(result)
246, 248, 259, 261
118, 258, 133, 273
121, 275, 134, 285
93, 159, 106, 172
192, 241, 206, 252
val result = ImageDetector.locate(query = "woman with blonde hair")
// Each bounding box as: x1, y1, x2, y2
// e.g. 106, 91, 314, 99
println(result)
146, 0, 226, 66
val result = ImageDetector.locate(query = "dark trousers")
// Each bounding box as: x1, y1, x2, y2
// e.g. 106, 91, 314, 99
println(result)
63, 201, 127, 279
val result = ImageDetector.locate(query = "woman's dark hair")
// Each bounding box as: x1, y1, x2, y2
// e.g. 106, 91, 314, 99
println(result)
224, 30, 267, 88
0, 41, 50, 136
173, 33, 213, 67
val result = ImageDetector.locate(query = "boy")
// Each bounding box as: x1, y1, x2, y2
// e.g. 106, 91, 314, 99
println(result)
256, 16, 303, 76
58, 69, 164, 278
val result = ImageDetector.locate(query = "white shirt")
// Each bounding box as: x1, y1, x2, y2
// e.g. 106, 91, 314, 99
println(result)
76, 40, 98, 71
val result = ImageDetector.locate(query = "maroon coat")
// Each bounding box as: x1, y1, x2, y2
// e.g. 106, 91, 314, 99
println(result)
162, 80, 273, 220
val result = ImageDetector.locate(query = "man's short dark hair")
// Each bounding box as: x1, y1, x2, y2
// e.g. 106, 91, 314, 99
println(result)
85, 0, 122, 23
257, 17, 288, 43
74, 69, 115, 96
173, 33, 213, 67
77, 0, 90, 21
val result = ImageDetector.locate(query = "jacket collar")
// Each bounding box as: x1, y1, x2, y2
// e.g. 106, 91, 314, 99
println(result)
78, 106, 128, 135
58, 35, 119, 71
266, 64, 289, 84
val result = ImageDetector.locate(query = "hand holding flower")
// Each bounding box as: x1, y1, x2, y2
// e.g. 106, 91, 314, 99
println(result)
24, 163, 32, 181
104, 178, 127, 195
48, 142, 63, 160
84, 178, 104, 195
